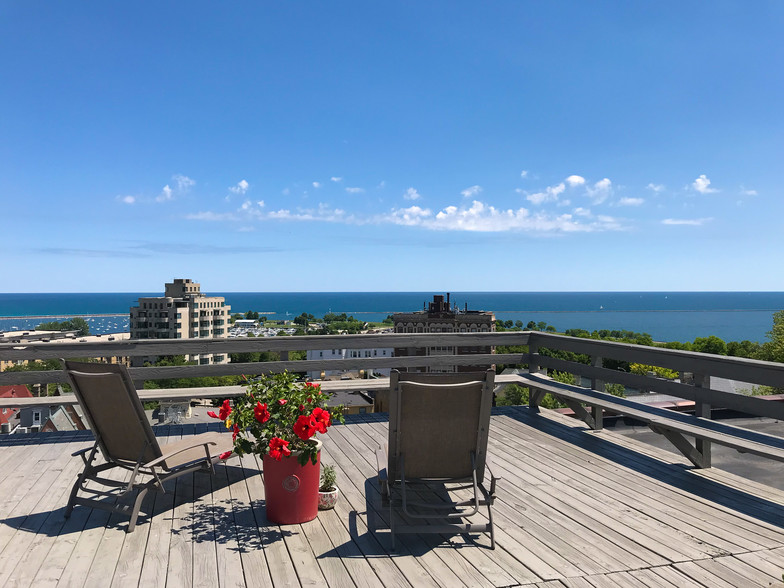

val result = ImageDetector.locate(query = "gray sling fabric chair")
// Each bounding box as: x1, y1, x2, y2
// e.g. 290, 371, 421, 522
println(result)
376, 369, 499, 549
62, 360, 235, 532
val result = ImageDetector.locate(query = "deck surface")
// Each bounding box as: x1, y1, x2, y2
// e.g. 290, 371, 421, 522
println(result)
3, 406, 784, 587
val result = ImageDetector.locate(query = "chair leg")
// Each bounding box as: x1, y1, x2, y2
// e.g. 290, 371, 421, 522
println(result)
126, 487, 149, 533
64, 471, 88, 519
486, 502, 495, 550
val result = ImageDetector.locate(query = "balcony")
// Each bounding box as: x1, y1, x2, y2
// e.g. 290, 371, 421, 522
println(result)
2, 332, 784, 586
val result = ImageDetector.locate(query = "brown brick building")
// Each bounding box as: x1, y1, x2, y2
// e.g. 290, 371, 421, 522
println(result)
392, 294, 495, 373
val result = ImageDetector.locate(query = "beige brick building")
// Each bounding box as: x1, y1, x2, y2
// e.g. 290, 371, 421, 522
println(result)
129, 278, 231, 366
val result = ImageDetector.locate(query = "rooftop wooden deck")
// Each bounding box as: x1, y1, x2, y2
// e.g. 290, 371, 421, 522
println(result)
3, 407, 784, 587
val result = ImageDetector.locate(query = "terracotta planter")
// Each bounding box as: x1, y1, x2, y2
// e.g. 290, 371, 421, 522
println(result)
262, 440, 321, 525
318, 486, 339, 510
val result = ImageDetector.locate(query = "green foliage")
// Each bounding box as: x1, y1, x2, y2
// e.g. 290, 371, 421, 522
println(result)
320, 463, 337, 492
759, 310, 784, 364
604, 382, 626, 397
36, 317, 90, 336
244, 310, 259, 320
382, 315, 394, 325
496, 383, 528, 406
691, 335, 727, 355
629, 363, 679, 380
550, 370, 576, 385
494, 344, 528, 373
726, 340, 761, 358
142, 356, 244, 389
230, 372, 345, 465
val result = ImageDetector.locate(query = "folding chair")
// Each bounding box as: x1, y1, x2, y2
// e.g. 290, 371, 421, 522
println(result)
63, 360, 235, 532
376, 369, 499, 549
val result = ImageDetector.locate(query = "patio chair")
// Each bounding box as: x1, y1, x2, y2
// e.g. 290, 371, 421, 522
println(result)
376, 369, 499, 549
62, 360, 235, 532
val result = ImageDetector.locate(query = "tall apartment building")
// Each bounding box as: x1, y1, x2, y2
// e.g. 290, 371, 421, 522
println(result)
393, 293, 495, 373
129, 278, 231, 366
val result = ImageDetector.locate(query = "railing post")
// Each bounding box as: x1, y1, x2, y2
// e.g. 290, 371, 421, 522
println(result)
527, 338, 546, 412
694, 372, 711, 468
591, 356, 604, 431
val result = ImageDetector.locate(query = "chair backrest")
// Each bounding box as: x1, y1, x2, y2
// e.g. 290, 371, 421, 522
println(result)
388, 370, 495, 483
63, 360, 162, 466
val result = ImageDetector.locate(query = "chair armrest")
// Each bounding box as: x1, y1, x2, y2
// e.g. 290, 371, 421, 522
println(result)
376, 445, 388, 484
144, 440, 218, 468
485, 461, 501, 497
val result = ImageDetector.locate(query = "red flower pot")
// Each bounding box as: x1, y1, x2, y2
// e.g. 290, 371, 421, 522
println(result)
262, 440, 321, 525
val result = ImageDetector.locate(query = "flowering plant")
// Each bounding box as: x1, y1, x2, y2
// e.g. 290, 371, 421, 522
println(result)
208, 371, 343, 466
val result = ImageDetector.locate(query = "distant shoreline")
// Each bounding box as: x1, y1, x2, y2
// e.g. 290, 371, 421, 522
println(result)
0, 313, 128, 320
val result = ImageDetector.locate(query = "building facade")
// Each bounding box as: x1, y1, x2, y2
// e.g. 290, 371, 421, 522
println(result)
305, 346, 394, 380
129, 278, 231, 366
392, 293, 495, 373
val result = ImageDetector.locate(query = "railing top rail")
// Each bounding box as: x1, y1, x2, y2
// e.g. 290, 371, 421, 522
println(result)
0, 331, 530, 361
528, 332, 784, 386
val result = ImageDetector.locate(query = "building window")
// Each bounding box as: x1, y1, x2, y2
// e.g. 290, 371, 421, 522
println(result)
32, 410, 42, 426
359, 407, 367, 414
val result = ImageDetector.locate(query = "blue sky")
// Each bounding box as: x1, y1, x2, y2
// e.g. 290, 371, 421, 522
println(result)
2, 2, 783, 293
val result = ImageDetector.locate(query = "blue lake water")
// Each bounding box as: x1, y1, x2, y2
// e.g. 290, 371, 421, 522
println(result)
1, 291, 782, 344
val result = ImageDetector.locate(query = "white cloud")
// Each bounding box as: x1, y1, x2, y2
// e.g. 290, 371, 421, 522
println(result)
573, 207, 591, 216
461, 185, 483, 198
404, 187, 421, 201
118, 195, 136, 205
388, 200, 623, 233
346, 187, 364, 194
586, 178, 612, 204
174, 174, 195, 191
156, 185, 173, 202
389, 205, 433, 226
647, 183, 665, 193
662, 217, 713, 226
229, 179, 249, 195
740, 187, 758, 196
330, 176, 342, 183
565, 175, 586, 187
312, 181, 322, 189
520, 170, 529, 179
692, 174, 717, 194
186, 211, 239, 221
157, 174, 196, 202
525, 182, 565, 205
618, 197, 644, 206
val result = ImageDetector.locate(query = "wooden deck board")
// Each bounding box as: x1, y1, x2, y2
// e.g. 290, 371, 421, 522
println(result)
3, 410, 784, 586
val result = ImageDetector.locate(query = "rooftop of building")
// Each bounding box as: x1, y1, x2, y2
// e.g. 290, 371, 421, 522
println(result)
2, 408, 784, 586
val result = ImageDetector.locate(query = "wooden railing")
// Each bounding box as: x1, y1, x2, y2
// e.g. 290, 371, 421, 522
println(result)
2, 331, 784, 421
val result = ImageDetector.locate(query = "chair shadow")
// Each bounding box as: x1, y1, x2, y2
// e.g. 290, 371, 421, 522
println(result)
496, 404, 784, 530
1, 463, 291, 548
316, 476, 489, 560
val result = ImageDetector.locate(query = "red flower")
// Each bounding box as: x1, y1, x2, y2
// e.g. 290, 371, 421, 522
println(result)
232, 423, 240, 441
299, 404, 305, 412
305, 381, 320, 389
293, 414, 317, 441
268, 437, 291, 461
218, 399, 232, 421
207, 411, 218, 419
278, 398, 287, 406
312, 407, 331, 434
219, 451, 232, 460
254, 402, 270, 423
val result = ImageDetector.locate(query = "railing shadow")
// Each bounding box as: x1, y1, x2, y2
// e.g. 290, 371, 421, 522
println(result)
496, 404, 784, 530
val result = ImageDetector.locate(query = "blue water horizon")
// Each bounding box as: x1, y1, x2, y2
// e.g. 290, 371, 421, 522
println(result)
1, 291, 783, 344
